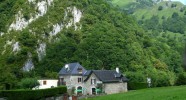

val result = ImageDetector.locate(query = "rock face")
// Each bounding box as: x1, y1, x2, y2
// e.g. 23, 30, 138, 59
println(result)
9, 0, 54, 31
37, 43, 46, 61
1, 0, 83, 71
22, 59, 34, 72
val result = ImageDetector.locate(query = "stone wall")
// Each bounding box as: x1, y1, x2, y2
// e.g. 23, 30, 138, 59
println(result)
60, 74, 128, 95
59, 75, 84, 94
104, 82, 127, 94
84, 73, 100, 95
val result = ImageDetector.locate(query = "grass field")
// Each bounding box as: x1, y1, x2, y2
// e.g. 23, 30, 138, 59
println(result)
111, 0, 135, 7
112, 0, 185, 21
85, 86, 186, 100
133, 1, 185, 21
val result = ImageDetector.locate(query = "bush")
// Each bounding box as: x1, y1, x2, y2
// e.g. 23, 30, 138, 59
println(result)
148, 70, 176, 87
171, 4, 177, 8
128, 82, 147, 90
126, 71, 146, 83
158, 6, 163, 11
19, 78, 39, 89
176, 72, 186, 85
0, 86, 67, 100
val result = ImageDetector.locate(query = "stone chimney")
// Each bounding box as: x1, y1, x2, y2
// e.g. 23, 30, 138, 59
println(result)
116, 67, 119, 73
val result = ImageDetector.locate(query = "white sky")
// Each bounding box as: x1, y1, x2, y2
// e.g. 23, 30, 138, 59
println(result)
171, 0, 186, 5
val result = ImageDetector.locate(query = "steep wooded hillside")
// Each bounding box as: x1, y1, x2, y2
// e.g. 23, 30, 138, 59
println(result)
0, 0, 185, 89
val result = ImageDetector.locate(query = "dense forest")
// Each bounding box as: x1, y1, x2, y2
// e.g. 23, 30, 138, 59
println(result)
0, 0, 186, 90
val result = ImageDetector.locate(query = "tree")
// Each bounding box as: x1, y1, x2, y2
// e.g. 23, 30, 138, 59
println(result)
19, 78, 39, 89
172, 12, 179, 18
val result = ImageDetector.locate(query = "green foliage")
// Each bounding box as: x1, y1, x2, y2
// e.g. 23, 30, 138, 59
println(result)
171, 4, 177, 8
19, 78, 39, 89
147, 70, 176, 87
44, 71, 58, 79
176, 72, 186, 85
18, 31, 37, 49
0, 86, 67, 100
0, 0, 185, 89
0, 0, 17, 32
128, 82, 147, 90
0, 67, 17, 90
158, 6, 163, 11
126, 72, 146, 83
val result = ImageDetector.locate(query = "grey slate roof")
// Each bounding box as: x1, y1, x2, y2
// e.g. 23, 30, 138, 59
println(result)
83, 70, 91, 76
84, 70, 128, 83
58, 62, 87, 75
59, 62, 128, 83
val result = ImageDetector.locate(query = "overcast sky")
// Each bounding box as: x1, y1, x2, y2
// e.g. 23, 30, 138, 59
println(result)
171, 0, 186, 5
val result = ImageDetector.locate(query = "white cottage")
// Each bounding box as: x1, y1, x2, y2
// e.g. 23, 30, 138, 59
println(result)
36, 79, 58, 89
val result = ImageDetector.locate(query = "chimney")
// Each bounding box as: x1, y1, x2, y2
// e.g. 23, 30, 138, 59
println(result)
65, 64, 69, 71
116, 67, 119, 73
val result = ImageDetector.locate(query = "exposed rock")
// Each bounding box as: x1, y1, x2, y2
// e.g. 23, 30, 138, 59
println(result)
49, 24, 63, 36
12, 42, 20, 52
9, 0, 54, 31
37, 43, 46, 61
22, 59, 34, 72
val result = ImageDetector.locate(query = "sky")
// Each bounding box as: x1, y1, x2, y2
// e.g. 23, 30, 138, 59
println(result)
171, 0, 186, 5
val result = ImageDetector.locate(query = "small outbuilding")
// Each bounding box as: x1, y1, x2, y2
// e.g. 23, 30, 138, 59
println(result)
35, 79, 58, 89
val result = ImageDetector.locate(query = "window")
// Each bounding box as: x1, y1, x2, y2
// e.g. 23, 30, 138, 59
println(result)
91, 79, 96, 84
78, 78, 82, 83
60, 78, 64, 82
77, 67, 83, 74
60, 78, 65, 85
43, 81, 47, 85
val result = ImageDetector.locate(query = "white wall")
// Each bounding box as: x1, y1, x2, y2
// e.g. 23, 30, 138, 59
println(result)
37, 79, 58, 89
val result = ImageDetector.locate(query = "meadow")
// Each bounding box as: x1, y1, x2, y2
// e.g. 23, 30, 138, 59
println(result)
85, 86, 186, 100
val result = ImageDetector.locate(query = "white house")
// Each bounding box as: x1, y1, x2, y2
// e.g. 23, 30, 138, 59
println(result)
35, 79, 58, 89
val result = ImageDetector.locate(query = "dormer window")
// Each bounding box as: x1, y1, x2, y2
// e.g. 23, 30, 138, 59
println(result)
77, 67, 83, 74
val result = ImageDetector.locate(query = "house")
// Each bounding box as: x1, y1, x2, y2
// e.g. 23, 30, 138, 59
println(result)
58, 62, 128, 95
35, 79, 58, 89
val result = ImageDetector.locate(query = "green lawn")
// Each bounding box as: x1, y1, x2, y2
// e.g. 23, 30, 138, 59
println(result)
85, 86, 186, 100
111, 0, 136, 8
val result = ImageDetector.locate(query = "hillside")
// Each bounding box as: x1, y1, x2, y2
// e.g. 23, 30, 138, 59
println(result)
134, 1, 185, 21
0, 0, 185, 90
112, 0, 186, 20
85, 86, 186, 100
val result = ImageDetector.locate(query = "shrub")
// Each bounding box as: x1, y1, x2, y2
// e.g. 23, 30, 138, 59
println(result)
19, 78, 39, 89
171, 4, 177, 8
176, 72, 186, 85
148, 70, 176, 87
0, 86, 67, 100
128, 82, 147, 90
126, 71, 146, 83
158, 6, 163, 11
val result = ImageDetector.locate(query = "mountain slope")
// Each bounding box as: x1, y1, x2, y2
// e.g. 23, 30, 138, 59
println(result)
0, 0, 185, 89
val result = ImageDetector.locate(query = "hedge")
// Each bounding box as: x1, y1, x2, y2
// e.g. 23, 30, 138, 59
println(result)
0, 86, 67, 100
128, 82, 147, 90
